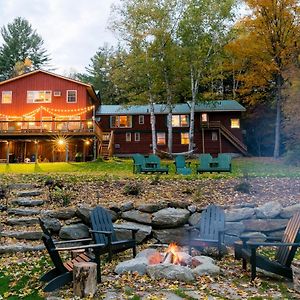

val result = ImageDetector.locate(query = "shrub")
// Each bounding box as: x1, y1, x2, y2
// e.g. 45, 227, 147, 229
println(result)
50, 186, 74, 206
150, 174, 160, 185
284, 145, 300, 167
234, 181, 251, 194
123, 182, 142, 196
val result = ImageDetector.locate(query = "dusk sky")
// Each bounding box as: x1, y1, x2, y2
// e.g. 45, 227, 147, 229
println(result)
0, 0, 119, 75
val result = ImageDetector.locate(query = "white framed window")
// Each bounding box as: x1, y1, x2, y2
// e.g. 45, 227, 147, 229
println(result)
138, 115, 144, 124
231, 118, 240, 128
157, 132, 166, 145
212, 131, 218, 141
2, 91, 12, 104
201, 113, 208, 122
134, 132, 140, 141
181, 132, 189, 145
110, 116, 132, 128
67, 90, 77, 103
27, 91, 52, 103
126, 132, 132, 142
172, 115, 189, 127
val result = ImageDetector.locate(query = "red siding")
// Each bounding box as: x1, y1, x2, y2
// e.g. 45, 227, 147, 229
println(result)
0, 72, 93, 119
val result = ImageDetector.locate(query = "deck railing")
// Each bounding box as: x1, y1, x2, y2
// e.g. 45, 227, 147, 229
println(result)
0, 120, 99, 135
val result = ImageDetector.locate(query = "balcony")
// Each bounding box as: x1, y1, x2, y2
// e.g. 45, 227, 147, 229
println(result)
0, 120, 101, 138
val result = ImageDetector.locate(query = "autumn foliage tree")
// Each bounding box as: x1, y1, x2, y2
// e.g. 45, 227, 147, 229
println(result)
225, 0, 300, 158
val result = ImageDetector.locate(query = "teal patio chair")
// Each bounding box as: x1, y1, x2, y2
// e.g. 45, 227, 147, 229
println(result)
174, 155, 192, 175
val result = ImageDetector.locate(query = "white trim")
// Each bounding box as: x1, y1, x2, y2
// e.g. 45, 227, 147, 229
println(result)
27, 90, 52, 103
1, 91, 12, 104
134, 132, 140, 142
66, 90, 77, 103
125, 132, 132, 142
138, 115, 144, 124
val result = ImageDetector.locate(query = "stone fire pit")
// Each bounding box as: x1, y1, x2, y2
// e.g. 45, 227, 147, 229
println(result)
115, 247, 220, 282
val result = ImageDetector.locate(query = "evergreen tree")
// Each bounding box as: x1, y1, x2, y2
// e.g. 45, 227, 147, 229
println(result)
0, 17, 50, 80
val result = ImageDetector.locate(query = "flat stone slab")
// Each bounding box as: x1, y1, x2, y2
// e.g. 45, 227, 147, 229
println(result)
41, 208, 76, 220
152, 208, 190, 228
121, 210, 152, 225
59, 223, 89, 239
1, 230, 42, 240
15, 190, 43, 197
7, 208, 40, 216
12, 198, 44, 207
6, 217, 39, 226
0, 243, 44, 254
243, 219, 289, 232
8, 184, 36, 190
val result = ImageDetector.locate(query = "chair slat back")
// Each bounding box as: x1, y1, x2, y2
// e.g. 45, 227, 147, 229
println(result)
197, 205, 225, 242
91, 206, 117, 245
132, 154, 146, 168
199, 154, 213, 168
217, 154, 231, 169
41, 233, 67, 273
275, 212, 300, 267
147, 154, 161, 167
175, 156, 186, 169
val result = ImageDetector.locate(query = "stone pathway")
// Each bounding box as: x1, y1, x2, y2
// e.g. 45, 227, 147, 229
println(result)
0, 183, 45, 253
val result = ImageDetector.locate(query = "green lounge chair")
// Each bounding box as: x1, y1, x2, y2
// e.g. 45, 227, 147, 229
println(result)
132, 154, 168, 174
215, 153, 232, 172
174, 155, 192, 175
196, 154, 213, 173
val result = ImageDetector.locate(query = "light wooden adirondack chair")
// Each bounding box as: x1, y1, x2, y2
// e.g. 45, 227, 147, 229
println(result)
90, 206, 138, 261
188, 204, 226, 257
236, 212, 300, 280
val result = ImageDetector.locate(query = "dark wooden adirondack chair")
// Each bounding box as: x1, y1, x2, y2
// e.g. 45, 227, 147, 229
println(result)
174, 155, 192, 175
90, 206, 138, 261
40, 230, 105, 292
237, 212, 300, 280
188, 204, 226, 257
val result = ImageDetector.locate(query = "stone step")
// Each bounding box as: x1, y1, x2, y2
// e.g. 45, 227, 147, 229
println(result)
6, 217, 39, 226
8, 183, 37, 190
12, 198, 45, 207
1, 230, 42, 240
14, 190, 43, 197
7, 208, 41, 216
0, 243, 45, 254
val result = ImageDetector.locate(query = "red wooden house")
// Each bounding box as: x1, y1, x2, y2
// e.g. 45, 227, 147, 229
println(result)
0, 70, 101, 162
96, 102, 247, 157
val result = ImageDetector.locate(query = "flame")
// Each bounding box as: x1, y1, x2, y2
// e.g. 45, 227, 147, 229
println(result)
165, 243, 181, 264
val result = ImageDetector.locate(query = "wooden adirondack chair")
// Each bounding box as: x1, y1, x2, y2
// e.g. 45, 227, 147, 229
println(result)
196, 154, 213, 173
188, 204, 226, 257
40, 230, 105, 292
146, 154, 169, 174
174, 155, 192, 175
237, 212, 300, 280
90, 206, 138, 261
215, 153, 232, 172
132, 154, 168, 174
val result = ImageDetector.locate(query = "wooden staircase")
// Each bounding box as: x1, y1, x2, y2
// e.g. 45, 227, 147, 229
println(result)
99, 131, 114, 160
207, 121, 248, 156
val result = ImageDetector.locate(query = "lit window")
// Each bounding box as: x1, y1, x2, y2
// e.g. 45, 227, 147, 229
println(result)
67, 90, 77, 103
138, 115, 144, 124
172, 115, 189, 127
181, 133, 189, 145
2, 91, 12, 104
126, 132, 132, 142
201, 113, 208, 122
134, 132, 140, 141
110, 116, 132, 128
212, 132, 218, 141
27, 91, 51, 103
157, 132, 166, 145
231, 119, 240, 128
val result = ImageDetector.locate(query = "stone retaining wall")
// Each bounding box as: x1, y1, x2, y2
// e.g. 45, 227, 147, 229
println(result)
41, 201, 300, 246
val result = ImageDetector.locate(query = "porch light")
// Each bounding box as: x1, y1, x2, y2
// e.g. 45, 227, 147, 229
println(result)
57, 138, 66, 146
85, 140, 90, 145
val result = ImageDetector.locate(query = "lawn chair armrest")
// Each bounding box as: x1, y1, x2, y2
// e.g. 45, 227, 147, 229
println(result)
54, 243, 106, 252
89, 229, 113, 236
53, 238, 92, 245
114, 226, 139, 233
247, 241, 300, 248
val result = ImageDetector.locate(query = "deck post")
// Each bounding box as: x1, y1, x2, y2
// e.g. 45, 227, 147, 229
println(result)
93, 137, 97, 160
35, 140, 38, 163
6, 141, 9, 164
65, 143, 69, 162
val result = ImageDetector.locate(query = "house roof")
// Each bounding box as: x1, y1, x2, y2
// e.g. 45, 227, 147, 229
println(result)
0, 69, 100, 104
97, 100, 245, 115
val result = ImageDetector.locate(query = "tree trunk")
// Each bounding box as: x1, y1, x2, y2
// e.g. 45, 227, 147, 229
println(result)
273, 73, 283, 159
167, 105, 173, 154
189, 67, 198, 152
149, 100, 157, 154
73, 262, 97, 298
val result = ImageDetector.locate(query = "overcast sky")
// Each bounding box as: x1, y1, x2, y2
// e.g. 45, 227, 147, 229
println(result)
0, 0, 119, 75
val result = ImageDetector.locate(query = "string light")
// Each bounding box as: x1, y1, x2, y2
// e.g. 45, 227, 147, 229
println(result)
0, 105, 94, 119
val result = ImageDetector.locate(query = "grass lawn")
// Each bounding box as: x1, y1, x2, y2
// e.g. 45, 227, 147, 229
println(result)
0, 157, 299, 178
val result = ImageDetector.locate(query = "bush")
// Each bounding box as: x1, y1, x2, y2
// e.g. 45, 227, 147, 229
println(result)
123, 182, 142, 196
150, 174, 160, 185
234, 181, 251, 194
50, 186, 74, 206
284, 145, 300, 167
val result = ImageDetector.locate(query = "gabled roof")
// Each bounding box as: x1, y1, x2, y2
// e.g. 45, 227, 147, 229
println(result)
97, 100, 245, 115
0, 69, 100, 104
